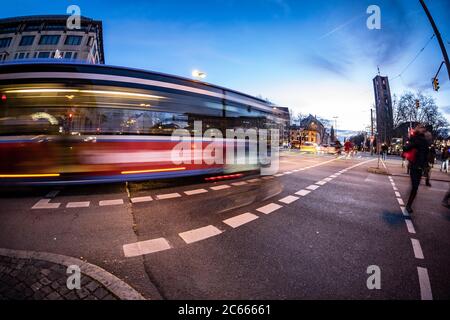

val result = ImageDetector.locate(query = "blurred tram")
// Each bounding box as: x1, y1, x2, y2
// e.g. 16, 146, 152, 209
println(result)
0, 61, 288, 185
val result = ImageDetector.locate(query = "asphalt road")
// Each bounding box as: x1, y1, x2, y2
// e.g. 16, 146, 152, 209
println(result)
1, 152, 449, 300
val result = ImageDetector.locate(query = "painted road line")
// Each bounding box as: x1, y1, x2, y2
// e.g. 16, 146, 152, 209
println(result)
323, 177, 333, 182
45, 190, 60, 198
316, 180, 327, 185
417, 267, 433, 300
400, 206, 409, 216
130, 196, 153, 203
123, 237, 171, 257
279, 195, 299, 204
295, 189, 311, 196
256, 203, 282, 214
66, 201, 90, 208
393, 186, 398, 191
261, 176, 274, 180
405, 219, 416, 234
395, 191, 401, 198
306, 184, 320, 191
99, 199, 124, 206
293, 169, 299, 172
329, 174, 338, 178
248, 178, 262, 183
284, 171, 293, 175
411, 238, 424, 259
32, 199, 61, 209
184, 189, 208, 196
179, 225, 222, 244
274, 173, 284, 177
223, 212, 259, 228
211, 185, 231, 191
232, 181, 248, 186
156, 193, 181, 200
397, 198, 405, 206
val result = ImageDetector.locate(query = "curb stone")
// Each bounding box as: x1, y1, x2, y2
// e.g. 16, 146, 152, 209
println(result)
0, 248, 145, 300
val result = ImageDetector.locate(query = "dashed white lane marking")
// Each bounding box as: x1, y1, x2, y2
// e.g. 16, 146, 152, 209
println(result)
405, 219, 416, 234
223, 212, 259, 228
256, 203, 282, 214
395, 191, 401, 198
279, 195, 299, 204
156, 193, 181, 200
295, 189, 311, 196
261, 176, 274, 180
231, 181, 248, 186
32, 199, 61, 209
45, 190, 60, 198
99, 199, 124, 206
210, 184, 231, 191
329, 174, 338, 178
179, 225, 222, 244
323, 177, 333, 182
306, 184, 320, 191
131, 196, 153, 203
284, 171, 293, 175
274, 173, 284, 177
417, 267, 433, 300
397, 198, 405, 206
248, 178, 262, 182
393, 186, 398, 191
123, 237, 171, 257
184, 189, 208, 196
293, 169, 299, 172
316, 180, 327, 185
411, 238, 424, 259
400, 206, 409, 217
66, 201, 90, 208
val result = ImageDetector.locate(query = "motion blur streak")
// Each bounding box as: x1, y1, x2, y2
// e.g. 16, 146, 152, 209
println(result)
121, 167, 186, 174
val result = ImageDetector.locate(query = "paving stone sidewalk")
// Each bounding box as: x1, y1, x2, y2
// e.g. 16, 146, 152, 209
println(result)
0, 255, 117, 300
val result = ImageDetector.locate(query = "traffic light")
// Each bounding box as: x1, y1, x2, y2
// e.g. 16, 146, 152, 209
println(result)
415, 99, 420, 109
433, 78, 440, 91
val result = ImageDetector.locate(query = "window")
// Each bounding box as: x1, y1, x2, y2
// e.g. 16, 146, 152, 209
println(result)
44, 24, 65, 31
73, 52, 78, 59
37, 52, 50, 58
38, 35, 60, 45
14, 52, 28, 60
19, 35, 35, 46
64, 52, 72, 59
24, 24, 40, 31
0, 37, 12, 48
65, 35, 82, 46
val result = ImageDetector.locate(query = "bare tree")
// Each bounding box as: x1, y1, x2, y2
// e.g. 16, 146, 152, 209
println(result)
393, 91, 448, 138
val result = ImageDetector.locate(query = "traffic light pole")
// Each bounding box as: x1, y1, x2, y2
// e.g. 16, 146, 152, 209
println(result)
419, 0, 450, 82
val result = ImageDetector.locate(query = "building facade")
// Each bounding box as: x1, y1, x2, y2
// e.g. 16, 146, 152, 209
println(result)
0, 15, 104, 64
373, 75, 394, 144
290, 114, 326, 145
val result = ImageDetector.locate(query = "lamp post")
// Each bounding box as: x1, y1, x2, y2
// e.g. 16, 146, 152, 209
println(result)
192, 70, 207, 80
333, 116, 338, 142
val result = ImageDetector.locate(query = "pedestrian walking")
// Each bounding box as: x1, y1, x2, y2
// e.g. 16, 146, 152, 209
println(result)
423, 144, 436, 187
403, 125, 430, 213
381, 143, 388, 161
440, 145, 449, 173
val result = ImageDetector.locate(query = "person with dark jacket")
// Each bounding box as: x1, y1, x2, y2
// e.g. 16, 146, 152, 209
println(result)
403, 125, 430, 213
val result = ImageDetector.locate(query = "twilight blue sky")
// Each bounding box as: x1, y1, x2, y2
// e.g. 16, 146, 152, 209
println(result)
2, 0, 450, 131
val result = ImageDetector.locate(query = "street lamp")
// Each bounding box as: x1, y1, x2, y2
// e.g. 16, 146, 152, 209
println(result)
192, 69, 207, 79
333, 116, 338, 141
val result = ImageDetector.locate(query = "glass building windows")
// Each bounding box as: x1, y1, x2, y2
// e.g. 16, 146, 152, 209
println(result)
38, 35, 60, 45
19, 35, 35, 46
